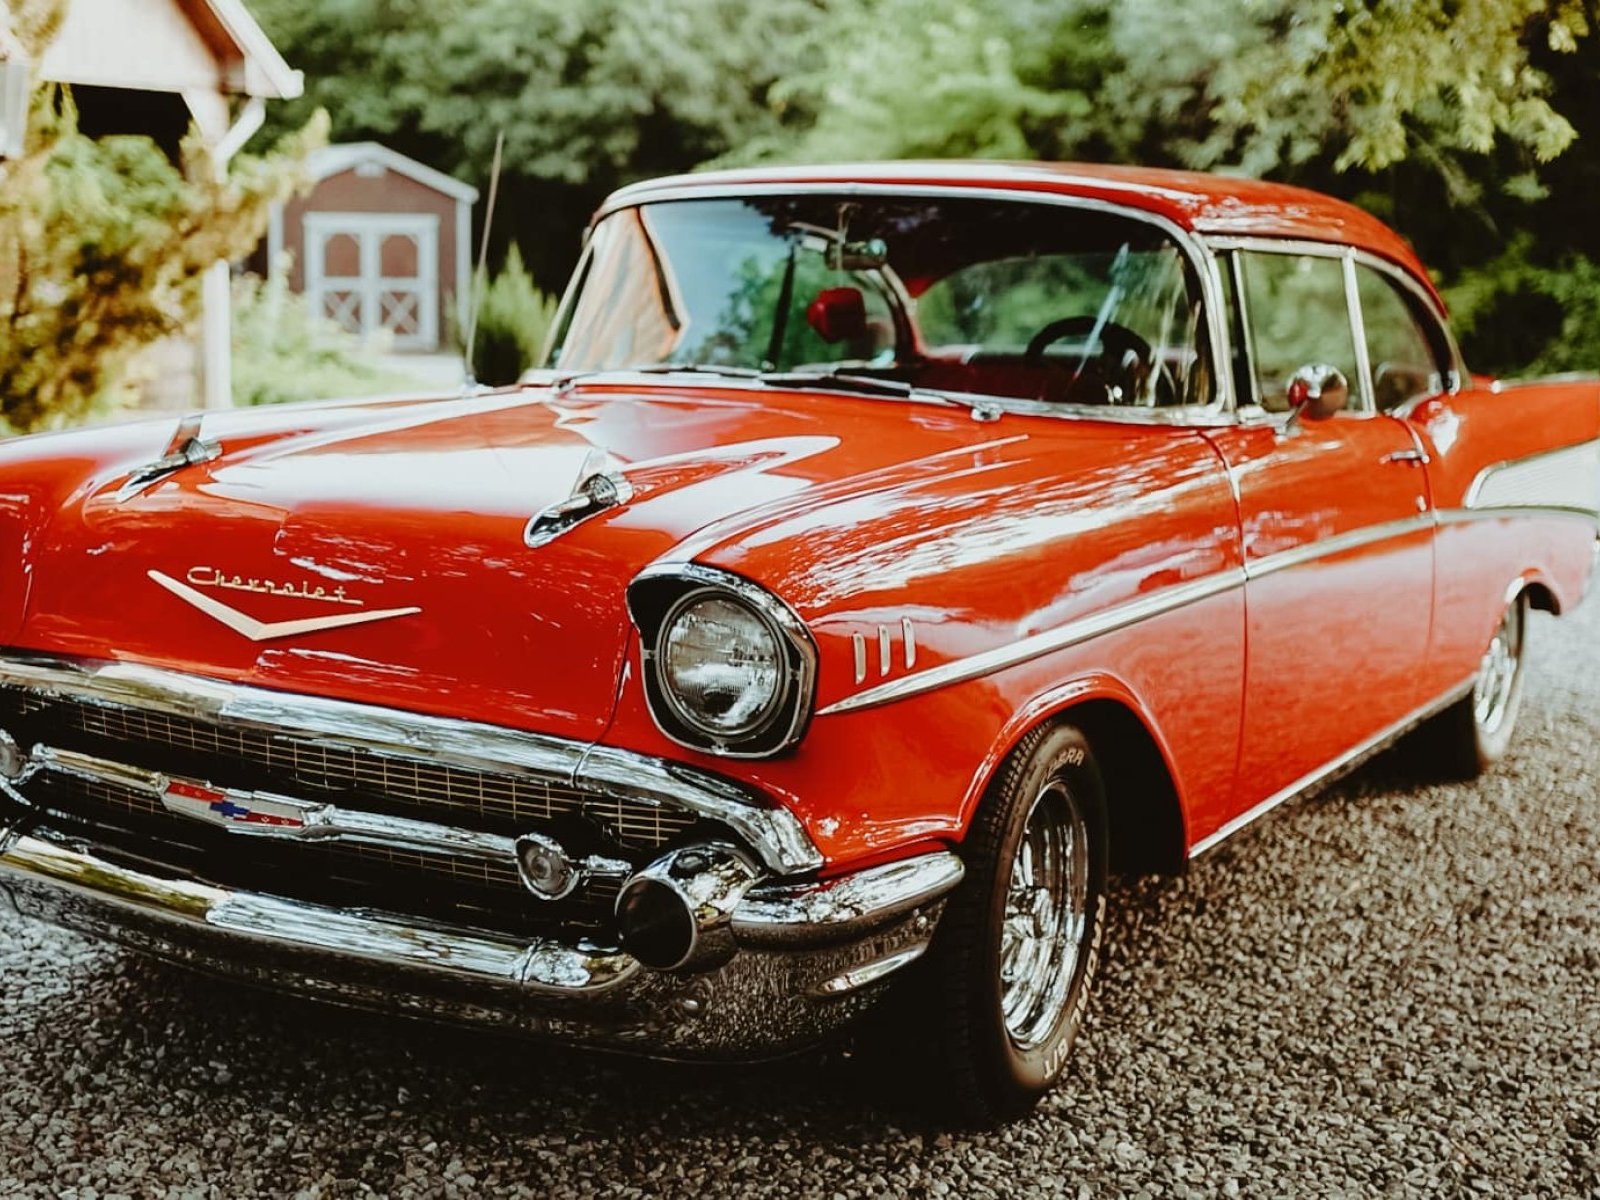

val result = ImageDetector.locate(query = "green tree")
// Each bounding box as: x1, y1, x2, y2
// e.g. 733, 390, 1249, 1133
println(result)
251, 0, 843, 285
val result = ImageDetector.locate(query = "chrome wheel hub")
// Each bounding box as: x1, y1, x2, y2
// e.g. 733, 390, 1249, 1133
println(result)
1473, 602, 1523, 735
999, 778, 1089, 1049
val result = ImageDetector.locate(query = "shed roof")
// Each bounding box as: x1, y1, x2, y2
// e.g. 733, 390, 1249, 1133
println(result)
308, 142, 479, 203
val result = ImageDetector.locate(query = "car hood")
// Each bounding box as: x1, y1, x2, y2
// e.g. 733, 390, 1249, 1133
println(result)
6, 382, 1023, 738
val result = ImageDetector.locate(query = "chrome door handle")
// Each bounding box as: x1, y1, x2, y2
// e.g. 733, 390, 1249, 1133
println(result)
1381, 448, 1430, 466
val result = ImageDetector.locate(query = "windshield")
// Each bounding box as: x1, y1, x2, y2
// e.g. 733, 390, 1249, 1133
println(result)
548, 195, 1212, 409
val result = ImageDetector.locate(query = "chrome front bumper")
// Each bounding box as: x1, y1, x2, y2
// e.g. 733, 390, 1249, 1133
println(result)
0, 820, 961, 1059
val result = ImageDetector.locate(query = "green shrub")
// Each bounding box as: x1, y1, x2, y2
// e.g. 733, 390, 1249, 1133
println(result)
0, 27, 324, 432
232, 267, 427, 406
460, 244, 560, 386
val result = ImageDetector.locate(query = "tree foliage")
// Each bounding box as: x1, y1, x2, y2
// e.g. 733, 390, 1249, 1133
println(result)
0, 0, 326, 431
0, 91, 326, 430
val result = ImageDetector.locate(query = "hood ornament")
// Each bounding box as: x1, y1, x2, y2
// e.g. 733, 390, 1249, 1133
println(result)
148, 569, 421, 642
116, 413, 222, 502
524, 465, 634, 549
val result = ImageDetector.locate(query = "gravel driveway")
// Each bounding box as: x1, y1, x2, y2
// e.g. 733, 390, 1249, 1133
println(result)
1, 599, 1596, 1199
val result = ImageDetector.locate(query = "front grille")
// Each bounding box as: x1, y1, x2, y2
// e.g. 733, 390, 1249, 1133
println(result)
26, 771, 621, 939
6, 693, 700, 851
0, 688, 704, 941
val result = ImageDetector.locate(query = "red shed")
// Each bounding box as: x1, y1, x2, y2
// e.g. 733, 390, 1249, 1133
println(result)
267, 142, 477, 352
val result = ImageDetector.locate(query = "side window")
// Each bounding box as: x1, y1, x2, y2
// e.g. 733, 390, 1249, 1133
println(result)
1239, 251, 1361, 414
1355, 266, 1446, 411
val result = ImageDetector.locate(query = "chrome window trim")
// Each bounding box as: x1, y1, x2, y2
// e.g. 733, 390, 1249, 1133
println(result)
1342, 250, 1378, 414
1220, 248, 1258, 412
0, 653, 823, 875
577, 181, 1238, 426
1204, 233, 1467, 396
819, 510, 1440, 717
1223, 239, 1377, 422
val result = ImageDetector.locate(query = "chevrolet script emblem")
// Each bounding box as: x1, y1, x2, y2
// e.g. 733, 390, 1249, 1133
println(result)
148, 568, 421, 642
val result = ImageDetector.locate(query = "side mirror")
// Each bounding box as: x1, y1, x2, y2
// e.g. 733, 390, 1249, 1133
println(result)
1283, 363, 1349, 429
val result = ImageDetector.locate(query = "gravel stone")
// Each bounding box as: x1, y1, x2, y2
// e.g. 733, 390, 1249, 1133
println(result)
2, 601, 1598, 1197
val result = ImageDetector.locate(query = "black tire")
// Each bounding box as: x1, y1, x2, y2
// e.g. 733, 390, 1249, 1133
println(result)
1417, 591, 1530, 780
915, 722, 1109, 1125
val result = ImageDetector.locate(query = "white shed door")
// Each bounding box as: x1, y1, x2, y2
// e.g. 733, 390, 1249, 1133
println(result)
305, 213, 440, 351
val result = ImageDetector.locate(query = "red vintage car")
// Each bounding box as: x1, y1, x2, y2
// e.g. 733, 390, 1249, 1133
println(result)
0, 163, 1595, 1122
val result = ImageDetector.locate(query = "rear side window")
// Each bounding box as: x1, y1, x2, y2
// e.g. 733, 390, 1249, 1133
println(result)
1355, 265, 1448, 411
1238, 251, 1361, 414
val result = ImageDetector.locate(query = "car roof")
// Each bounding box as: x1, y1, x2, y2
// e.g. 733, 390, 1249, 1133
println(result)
602, 161, 1438, 302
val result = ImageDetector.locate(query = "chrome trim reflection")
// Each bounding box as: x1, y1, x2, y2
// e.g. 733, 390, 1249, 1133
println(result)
0, 653, 823, 875
628, 563, 819, 760
817, 570, 1246, 716
33, 743, 522, 861
0, 829, 636, 992
1240, 513, 1433, 582
1436, 505, 1600, 527
811, 941, 930, 996
0, 828, 949, 1058
734, 850, 964, 947
1463, 438, 1600, 514
821, 512, 1442, 717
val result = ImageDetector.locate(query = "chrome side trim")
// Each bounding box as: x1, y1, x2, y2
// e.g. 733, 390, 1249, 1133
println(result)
817, 569, 1246, 716
1436, 505, 1600, 527
1187, 677, 1474, 857
820, 511, 1441, 717
0, 654, 823, 875
1241, 513, 1433, 582
1463, 438, 1600, 515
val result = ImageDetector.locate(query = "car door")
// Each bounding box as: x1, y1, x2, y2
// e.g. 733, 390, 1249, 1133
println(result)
1202, 245, 1435, 826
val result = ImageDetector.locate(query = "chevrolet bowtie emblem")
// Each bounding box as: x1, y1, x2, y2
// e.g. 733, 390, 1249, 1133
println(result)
147, 570, 421, 642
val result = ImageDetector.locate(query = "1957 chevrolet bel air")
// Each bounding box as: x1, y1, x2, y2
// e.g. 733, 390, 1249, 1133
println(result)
0, 163, 1596, 1122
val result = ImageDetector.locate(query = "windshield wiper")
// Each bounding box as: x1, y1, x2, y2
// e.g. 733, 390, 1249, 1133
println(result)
759, 369, 1003, 421
552, 363, 764, 391
759, 369, 912, 397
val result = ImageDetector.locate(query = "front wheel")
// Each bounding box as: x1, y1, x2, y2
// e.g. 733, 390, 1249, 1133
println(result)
1419, 592, 1529, 779
915, 723, 1108, 1125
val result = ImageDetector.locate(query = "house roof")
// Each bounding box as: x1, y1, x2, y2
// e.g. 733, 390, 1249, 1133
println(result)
39, 0, 300, 100
603, 161, 1433, 293
178, 0, 301, 99
309, 142, 479, 204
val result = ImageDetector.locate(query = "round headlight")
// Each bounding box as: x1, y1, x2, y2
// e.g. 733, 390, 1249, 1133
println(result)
657, 591, 785, 739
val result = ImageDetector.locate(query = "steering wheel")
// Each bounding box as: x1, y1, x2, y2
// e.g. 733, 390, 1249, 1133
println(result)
1023, 316, 1158, 405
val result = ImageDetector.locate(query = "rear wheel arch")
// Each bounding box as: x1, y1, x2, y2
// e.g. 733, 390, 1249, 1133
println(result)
964, 682, 1188, 877
1519, 576, 1560, 615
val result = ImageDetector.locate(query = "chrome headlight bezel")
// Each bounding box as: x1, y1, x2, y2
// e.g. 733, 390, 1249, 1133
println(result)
627, 565, 817, 758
